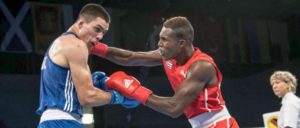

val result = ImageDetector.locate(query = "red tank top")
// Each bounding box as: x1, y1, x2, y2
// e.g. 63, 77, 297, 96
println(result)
162, 48, 225, 119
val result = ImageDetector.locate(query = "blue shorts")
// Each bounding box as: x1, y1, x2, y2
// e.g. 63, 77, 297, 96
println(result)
37, 120, 83, 128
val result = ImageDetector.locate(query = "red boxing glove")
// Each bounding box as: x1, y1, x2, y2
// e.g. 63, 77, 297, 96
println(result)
91, 42, 108, 57
106, 71, 153, 104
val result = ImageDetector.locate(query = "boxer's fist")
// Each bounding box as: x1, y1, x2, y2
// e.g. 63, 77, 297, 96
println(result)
91, 42, 108, 57
109, 90, 140, 108
92, 71, 108, 90
92, 71, 140, 108
106, 71, 152, 104
108, 90, 124, 104
121, 97, 140, 109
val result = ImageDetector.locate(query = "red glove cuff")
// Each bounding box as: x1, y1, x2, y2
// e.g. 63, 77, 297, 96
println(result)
132, 86, 153, 105
91, 43, 108, 57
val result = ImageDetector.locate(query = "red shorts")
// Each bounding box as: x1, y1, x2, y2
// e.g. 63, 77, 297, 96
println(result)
207, 117, 239, 128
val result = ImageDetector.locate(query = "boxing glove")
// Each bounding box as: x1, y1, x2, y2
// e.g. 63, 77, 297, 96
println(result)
109, 90, 140, 108
92, 71, 108, 90
92, 71, 140, 108
91, 42, 108, 57
121, 98, 140, 109
106, 71, 153, 104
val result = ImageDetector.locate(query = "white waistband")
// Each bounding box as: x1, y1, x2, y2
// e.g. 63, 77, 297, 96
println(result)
39, 109, 82, 124
188, 106, 231, 128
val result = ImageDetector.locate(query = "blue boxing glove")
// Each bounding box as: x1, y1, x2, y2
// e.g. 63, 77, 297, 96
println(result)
121, 98, 140, 108
108, 90, 124, 104
109, 90, 140, 108
92, 71, 140, 108
92, 71, 108, 90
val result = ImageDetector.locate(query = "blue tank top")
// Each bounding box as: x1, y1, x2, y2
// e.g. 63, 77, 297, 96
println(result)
36, 32, 83, 117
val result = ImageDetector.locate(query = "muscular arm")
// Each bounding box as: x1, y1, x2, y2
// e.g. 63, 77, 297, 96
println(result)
146, 60, 217, 118
67, 41, 112, 107
94, 44, 163, 66
107, 47, 162, 66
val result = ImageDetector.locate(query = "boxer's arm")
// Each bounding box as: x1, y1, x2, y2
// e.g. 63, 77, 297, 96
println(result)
66, 41, 112, 107
91, 43, 162, 67
146, 60, 217, 118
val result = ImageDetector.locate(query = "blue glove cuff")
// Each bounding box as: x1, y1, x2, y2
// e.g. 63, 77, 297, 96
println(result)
121, 98, 140, 109
108, 90, 124, 104
107, 90, 140, 109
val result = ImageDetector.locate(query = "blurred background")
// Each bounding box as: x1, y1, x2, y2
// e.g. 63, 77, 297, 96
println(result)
1, 0, 300, 127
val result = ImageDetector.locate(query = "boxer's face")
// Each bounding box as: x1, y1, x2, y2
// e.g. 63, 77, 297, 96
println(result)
158, 27, 182, 60
79, 17, 109, 49
271, 79, 290, 98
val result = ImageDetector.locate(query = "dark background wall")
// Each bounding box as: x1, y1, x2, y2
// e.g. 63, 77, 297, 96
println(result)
1, 0, 300, 128
0, 75, 40, 128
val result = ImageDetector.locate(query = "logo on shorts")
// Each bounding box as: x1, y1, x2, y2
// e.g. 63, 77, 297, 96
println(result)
124, 79, 133, 88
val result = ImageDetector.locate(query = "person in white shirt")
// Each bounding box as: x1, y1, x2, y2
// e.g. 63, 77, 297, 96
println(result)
270, 71, 300, 128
